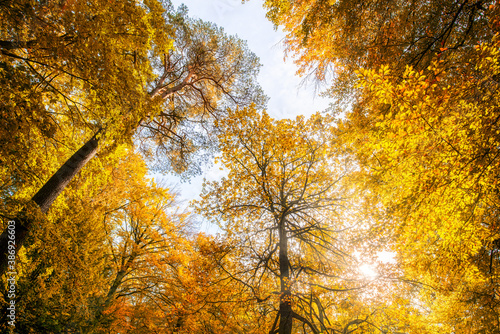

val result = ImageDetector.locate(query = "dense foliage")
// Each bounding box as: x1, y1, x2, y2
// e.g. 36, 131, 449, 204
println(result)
1, 0, 499, 333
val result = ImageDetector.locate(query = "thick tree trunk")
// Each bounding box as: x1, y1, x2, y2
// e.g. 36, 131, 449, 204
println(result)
0, 131, 101, 277
278, 220, 293, 334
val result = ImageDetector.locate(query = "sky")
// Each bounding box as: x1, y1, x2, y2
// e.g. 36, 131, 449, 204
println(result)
159, 0, 332, 232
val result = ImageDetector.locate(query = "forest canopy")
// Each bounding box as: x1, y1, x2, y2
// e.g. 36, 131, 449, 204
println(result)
1, 0, 500, 333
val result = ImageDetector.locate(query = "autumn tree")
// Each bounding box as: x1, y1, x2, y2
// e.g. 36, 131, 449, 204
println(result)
339, 35, 500, 332
195, 106, 405, 334
0, 1, 264, 276
0, 0, 174, 279
106, 232, 279, 334
0, 145, 201, 333
259, 0, 500, 331
263, 0, 498, 95
87, 156, 193, 333
0, 145, 251, 333
0, 145, 136, 333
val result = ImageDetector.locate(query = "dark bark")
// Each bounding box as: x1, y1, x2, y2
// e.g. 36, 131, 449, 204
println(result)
292, 312, 319, 334
102, 251, 137, 309
90, 250, 137, 330
0, 40, 37, 50
0, 34, 77, 51
278, 218, 293, 334
0, 131, 101, 277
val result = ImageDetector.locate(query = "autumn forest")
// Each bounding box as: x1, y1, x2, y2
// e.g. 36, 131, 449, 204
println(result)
1, 0, 500, 333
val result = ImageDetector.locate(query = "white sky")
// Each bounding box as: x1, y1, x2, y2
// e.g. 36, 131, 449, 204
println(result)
158, 0, 332, 232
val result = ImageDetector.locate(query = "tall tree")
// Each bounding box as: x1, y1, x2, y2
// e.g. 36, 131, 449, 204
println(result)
0, 2, 264, 276
195, 106, 407, 334
0, 146, 201, 333
340, 34, 500, 331
262, 0, 500, 330
0, 145, 136, 333
0, 0, 175, 278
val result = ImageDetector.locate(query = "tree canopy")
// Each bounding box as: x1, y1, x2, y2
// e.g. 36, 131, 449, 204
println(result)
2, 0, 500, 333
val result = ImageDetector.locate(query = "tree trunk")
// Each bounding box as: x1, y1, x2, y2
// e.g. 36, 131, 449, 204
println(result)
0, 131, 101, 276
102, 251, 136, 309
0, 40, 38, 50
91, 250, 137, 330
278, 219, 293, 334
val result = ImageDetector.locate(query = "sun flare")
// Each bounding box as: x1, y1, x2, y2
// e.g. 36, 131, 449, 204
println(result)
359, 263, 378, 278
